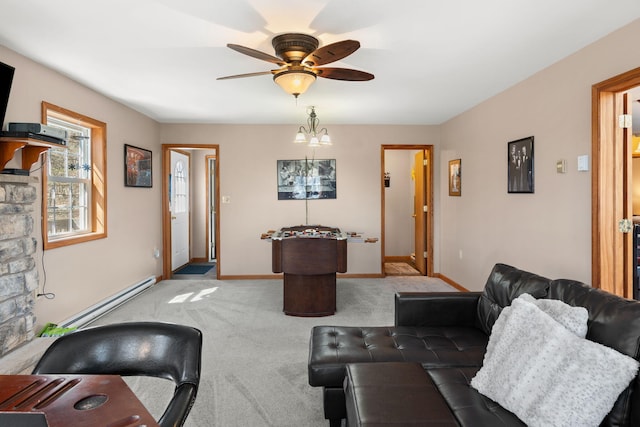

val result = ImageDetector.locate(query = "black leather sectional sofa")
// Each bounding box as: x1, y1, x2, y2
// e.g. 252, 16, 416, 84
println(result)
308, 263, 640, 426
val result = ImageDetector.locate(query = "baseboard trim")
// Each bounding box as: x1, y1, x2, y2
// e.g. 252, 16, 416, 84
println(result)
434, 273, 469, 292
219, 274, 282, 280
342, 273, 385, 278
164, 272, 455, 283
217, 273, 385, 280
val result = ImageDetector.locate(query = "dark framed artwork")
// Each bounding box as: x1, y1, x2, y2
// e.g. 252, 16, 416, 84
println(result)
508, 136, 534, 193
277, 159, 336, 200
449, 159, 461, 196
124, 144, 152, 187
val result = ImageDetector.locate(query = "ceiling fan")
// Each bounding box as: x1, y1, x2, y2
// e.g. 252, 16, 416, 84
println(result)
217, 33, 374, 99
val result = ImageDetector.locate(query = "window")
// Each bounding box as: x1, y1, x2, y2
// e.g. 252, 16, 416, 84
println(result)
42, 102, 107, 249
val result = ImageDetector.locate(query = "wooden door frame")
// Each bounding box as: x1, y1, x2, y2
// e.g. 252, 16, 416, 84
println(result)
162, 144, 220, 280
205, 154, 217, 262
380, 145, 434, 276
592, 66, 640, 297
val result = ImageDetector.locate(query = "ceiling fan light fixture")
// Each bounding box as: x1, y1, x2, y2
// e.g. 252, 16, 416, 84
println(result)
274, 70, 316, 98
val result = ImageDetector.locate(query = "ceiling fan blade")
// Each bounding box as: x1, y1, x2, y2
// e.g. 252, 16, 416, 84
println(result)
303, 40, 360, 66
217, 70, 275, 80
315, 67, 374, 81
227, 44, 287, 66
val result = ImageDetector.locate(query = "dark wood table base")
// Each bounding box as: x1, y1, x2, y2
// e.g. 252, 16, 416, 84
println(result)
283, 273, 337, 316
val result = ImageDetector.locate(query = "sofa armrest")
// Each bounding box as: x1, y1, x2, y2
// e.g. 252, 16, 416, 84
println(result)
395, 292, 482, 327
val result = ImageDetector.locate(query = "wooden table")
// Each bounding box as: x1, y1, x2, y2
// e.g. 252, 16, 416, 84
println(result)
0, 374, 159, 427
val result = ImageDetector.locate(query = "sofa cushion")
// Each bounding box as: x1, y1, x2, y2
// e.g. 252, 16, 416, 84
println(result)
471, 296, 639, 427
549, 279, 640, 427
308, 325, 488, 387
549, 279, 640, 361
476, 263, 551, 335
428, 367, 525, 427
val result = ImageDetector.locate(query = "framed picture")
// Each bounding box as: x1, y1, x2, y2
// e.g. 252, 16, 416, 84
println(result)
449, 159, 461, 196
277, 159, 336, 200
508, 136, 534, 193
124, 144, 152, 188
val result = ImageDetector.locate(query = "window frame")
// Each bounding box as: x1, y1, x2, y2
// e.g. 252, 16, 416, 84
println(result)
41, 101, 107, 249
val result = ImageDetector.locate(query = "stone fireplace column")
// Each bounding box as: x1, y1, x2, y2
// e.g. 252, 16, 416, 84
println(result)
0, 175, 39, 357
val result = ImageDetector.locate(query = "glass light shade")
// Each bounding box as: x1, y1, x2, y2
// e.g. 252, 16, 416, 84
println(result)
294, 132, 306, 144
320, 134, 332, 145
308, 136, 320, 147
274, 71, 316, 97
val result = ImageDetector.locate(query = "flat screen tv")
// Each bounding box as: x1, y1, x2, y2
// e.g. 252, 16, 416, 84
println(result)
0, 61, 16, 131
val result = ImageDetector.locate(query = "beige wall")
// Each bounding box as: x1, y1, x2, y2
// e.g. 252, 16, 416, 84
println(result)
0, 46, 163, 329
160, 124, 440, 276
439, 18, 640, 290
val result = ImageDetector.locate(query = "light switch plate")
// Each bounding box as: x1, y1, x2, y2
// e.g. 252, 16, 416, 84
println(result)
577, 155, 589, 172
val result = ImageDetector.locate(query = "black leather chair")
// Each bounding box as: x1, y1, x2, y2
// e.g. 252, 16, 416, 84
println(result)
32, 321, 202, 427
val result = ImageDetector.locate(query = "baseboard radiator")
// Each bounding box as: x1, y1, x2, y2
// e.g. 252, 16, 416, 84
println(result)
59, 276, 156, 329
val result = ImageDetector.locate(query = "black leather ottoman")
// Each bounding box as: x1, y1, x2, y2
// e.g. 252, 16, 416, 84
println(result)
344, 362, 458, 426
309, 325, 487, 425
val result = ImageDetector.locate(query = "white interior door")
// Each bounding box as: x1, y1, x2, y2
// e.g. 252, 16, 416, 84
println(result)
171, 150, 190, 270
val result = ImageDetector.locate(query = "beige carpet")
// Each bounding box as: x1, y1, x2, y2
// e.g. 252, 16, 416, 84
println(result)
384, 262, 421, 276
85, 276, 456, 427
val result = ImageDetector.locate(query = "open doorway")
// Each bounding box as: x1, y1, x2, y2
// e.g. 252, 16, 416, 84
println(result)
592, 67, 640, 298
162, 144, 220, 280
381, 145, 434, 276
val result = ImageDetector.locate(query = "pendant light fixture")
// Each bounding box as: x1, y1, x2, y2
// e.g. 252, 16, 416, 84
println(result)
293, 106, 331, 147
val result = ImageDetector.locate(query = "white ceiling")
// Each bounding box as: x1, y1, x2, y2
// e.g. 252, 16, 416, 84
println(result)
1, 0, 640, 126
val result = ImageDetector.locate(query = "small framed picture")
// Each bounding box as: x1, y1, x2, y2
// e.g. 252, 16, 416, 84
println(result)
124, 144, 152, 188
508, 136, 534, 193
449, 159, 461, 196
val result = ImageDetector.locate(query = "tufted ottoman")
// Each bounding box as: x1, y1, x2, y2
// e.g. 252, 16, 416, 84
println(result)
344, 362, 459, 426
308, 324, 488, 426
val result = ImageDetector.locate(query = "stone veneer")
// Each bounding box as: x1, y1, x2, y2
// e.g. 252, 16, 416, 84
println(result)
0, 174, 39, 357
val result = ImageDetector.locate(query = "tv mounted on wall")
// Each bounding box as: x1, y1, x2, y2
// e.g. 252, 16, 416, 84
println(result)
0, 61, 16, 131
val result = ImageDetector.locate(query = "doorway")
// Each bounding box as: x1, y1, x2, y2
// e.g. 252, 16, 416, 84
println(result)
592, 66, 640, 298
170, 150, 190, 271
162, 144, 220, 280
381, 145, 434, 276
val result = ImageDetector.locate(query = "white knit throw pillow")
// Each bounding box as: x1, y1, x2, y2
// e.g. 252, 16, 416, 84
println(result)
471, 297, 639, 427
518, 293, 588, 337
